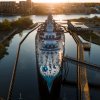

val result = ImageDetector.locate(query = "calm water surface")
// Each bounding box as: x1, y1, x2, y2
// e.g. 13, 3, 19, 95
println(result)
0, 14, 100, 100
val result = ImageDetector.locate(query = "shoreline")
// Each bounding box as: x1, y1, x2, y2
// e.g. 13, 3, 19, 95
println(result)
0, 23, 37, 44
0, 28, 18, 43
0, 13, 100, 16
0, 23, 38, 60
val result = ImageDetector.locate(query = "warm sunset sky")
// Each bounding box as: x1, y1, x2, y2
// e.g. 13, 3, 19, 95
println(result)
0, 0, 100, 3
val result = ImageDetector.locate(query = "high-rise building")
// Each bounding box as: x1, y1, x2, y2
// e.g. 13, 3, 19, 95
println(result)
19, 1, 27, 14
27, 0, 32, 14
0, 1, 16, 14
0, 0, 33, 15
27, 0, 31, 4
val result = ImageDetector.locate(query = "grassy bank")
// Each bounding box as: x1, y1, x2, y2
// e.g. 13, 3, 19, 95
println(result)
0, 17, 33, 32
0, 43, 8, 59
70, 16, 100, 25
0, 17, 34, 59
79, 33, 100, 45
69, 16, 100, 45
0, 17, 33, 43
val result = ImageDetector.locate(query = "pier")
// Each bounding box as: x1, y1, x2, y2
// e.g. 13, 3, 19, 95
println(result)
7, 23, 41, 100
63, 56, 100, 72
5, 17, 100, 100
83, 43, 91, 51
64, 26, 90, 100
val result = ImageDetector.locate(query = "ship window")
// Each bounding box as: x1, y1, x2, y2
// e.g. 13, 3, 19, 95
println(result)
46, 35, 48, 39
49, 35, 51, 39
42, 66, 48, 72
52, 35, 54, 38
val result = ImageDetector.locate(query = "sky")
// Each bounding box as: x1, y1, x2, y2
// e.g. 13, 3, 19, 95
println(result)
0, 0, 100, 3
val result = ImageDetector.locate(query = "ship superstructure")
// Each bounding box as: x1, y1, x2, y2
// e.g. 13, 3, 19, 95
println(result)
36, 14, 65, 91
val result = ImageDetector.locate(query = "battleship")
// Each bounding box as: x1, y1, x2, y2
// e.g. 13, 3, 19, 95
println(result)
35, 14, 65, 99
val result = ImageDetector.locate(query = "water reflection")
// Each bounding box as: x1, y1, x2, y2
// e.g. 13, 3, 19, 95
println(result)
0, 16, 20, 22
37, 66, 62, 100
0, 14, 100, 23
0, 43, 8, 60
0, 14, 99, 100
0, 31, 25, 60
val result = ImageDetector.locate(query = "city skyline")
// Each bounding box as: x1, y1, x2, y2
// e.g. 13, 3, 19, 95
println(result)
0, 0, 100, 3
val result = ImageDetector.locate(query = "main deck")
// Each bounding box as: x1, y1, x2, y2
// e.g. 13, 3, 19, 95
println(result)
36, 14, 65, 91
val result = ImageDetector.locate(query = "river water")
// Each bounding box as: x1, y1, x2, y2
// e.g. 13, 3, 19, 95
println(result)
0, 14, 100, 100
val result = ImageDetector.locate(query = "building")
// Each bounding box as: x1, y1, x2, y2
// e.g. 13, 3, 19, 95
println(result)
68, 21, 93, 33
0, 1, 16, 14
18, 0, 32, 14
27, 0, 32, 7
0, 0, 33, 15
19, 1, 27, 14
26, 0, 32, 14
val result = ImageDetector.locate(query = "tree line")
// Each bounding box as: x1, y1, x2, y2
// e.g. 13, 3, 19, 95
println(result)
0, 17, 33, 32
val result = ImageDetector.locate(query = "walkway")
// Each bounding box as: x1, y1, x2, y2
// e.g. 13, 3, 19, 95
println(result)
65, 28, 90, 100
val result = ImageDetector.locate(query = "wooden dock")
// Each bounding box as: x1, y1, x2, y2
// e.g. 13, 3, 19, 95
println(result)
65, 28, 90, 100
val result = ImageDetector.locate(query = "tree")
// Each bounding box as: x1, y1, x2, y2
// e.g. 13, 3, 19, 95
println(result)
0, 19, 12, 31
